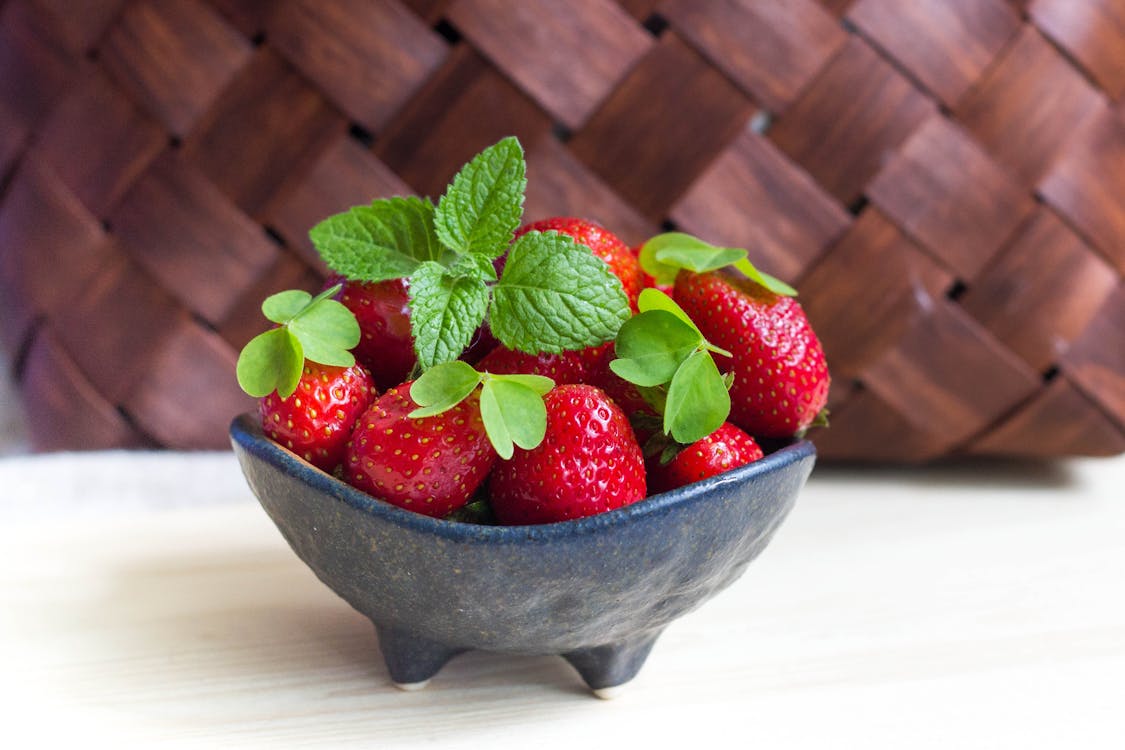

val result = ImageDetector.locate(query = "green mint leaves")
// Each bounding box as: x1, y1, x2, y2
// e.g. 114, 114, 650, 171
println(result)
236, 285, 360, 399
611, 289, 731, 444
408, 262, 491, 370
309, 196, 444, 282
409, 361, 554, 460
491, 230, 630, 353
308, 137, 628, 369
638, 232, 797, 296
435, 137, 526, 258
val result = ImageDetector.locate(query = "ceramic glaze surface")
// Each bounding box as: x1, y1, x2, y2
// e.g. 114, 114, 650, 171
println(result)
230, 414, 816, 691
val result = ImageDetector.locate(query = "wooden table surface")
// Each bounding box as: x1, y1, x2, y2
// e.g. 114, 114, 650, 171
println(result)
2, 450, 1123, 748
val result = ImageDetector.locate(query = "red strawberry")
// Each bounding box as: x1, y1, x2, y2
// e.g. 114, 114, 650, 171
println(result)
646, 422, 764, 495
260, 362, 376, 472
489, 384, 646, 524
477, 342, 610, 385
515, 218, 643, 311
330, 276, 416, 390
345, 383, 497, 518
673, 271, 829, 438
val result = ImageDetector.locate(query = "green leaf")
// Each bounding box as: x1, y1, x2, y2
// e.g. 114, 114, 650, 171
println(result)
434, 137, 526, 259
408, 361, 483, 418
309, 196, 442, 282
490, 373, 554, 395
664, 349, 731, 444
287, 297, 359, 367
491, 230, 630, 353
653, 234, 747, 272
610, 310, 702, 387
262, 290, 312, 324
637, 288, 701, 335
236, 327, 304, 399
479, 377, 549, 460
451, 252, 498, 282
637, 232, 797, 297
408, 261, 491, 370
639, 233, 747, 286
733, 258, 797, 296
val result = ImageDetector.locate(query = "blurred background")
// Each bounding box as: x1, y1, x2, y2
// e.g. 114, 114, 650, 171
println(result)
0, 0, 1122, 462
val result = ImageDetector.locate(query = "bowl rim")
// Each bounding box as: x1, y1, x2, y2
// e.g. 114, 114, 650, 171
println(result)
230, 413, 816, 544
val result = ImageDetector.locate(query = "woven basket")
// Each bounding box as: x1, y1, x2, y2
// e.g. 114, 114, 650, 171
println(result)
1, 0, 1122, 461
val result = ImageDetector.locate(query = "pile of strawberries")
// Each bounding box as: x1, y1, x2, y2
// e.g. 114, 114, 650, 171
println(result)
239, 141, 828, 526
249, 216, 827, 525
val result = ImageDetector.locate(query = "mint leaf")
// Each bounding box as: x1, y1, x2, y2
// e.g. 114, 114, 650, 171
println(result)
409, 261, 490, 369
664, 349, 730, 444
451, 252, 498, 282
236, 327, 304, 399
610, 310, 701, 387
409, 361, 483, 418
733, 258, 797, 296
480, 377, 549, 460
434, 137, 526, 259
491, 230, 630, 353
310, 196, 442, 282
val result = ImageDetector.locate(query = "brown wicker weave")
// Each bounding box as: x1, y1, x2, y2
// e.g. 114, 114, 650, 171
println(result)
1, 0, 1123, 461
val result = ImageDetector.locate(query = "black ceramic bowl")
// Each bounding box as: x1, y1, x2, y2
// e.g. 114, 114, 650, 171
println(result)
230, 414, 816, 696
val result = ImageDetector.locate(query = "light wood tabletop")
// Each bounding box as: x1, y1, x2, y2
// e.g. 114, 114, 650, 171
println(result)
2, 450, 1123, 748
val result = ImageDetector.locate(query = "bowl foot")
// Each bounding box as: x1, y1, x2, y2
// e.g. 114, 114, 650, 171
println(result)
392, 679, 431, 692
562, 630, 662, 696
376, 625, 465, 689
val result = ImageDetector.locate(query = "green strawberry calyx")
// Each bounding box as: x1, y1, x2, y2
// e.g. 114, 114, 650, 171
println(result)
309, 137, 630, 371
638, 232, 797, 296
609, 289, 734, 445
795, 408, 831, 439
408, 360, 555, 460
236, 284, 361, 399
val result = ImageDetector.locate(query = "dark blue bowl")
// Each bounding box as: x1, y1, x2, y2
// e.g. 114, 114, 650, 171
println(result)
230, 414, 815, 696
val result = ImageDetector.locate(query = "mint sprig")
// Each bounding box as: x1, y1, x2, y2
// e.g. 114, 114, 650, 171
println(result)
610, 289, 731, 444
638, 232, 797, 296
435, 136, 526, 258
308, 137, 629, 370
236, 285, 360, 399
409, 361, 554, 459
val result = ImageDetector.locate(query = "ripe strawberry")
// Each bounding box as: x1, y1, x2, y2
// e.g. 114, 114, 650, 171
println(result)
489, 384, 646, 524
330, 276, 416, 390
673, 271, 829, 438
260, 362, 376, 472
345, 383, 497, 518
476, 342, 610, 385
515, 218, 643, 311
646, 422, 763, 495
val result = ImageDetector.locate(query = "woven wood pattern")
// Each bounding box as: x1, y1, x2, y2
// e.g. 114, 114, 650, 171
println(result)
1, 0, 1123, 461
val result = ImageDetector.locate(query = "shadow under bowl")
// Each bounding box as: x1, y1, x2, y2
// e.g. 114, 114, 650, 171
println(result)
230, 414, 816, 696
